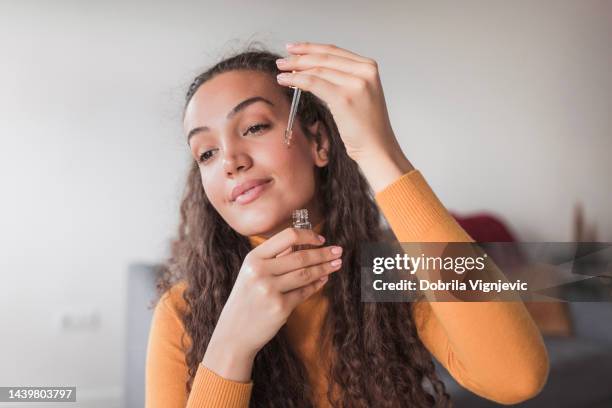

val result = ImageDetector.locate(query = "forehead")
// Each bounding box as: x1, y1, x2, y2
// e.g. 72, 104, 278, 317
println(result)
184, 70, 284, 128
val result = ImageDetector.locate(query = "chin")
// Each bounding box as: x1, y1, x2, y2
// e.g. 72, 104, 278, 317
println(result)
230, 213, 289, 238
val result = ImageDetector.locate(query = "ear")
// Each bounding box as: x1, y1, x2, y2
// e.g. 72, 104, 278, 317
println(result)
306, 121, 330, 168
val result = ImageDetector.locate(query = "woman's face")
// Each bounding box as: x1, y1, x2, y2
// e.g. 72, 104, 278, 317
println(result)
184, 70, 329, 238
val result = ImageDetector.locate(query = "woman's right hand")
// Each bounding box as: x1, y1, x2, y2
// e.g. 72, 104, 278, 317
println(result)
210, 227, 343, 359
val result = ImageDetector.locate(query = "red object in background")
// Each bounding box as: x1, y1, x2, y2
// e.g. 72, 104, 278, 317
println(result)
450, 211, 527, 269
450, 212, 518, 243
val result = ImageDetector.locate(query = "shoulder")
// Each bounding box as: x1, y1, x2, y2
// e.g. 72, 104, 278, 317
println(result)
149, 280, 192, 351
157, 280, 189, 317
157, 280, 187, 314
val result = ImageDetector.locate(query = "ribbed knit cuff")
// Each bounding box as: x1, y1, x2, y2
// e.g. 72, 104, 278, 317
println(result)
186, 363, 253, 407
374, 169, 470, 242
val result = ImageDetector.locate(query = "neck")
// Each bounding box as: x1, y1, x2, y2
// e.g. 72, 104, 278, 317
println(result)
249, 197, 325, 240
248, 219, 325, 248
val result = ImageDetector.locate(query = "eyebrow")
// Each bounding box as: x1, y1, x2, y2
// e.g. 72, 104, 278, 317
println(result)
187, 96, 275, 144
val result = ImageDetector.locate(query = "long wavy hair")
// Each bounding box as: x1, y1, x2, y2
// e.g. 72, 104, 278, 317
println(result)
156, 44, 451, 407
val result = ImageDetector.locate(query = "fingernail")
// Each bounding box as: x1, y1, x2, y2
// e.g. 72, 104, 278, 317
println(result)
277, 73, 291, 82
318, 234, 326, 243
331, 259, 342, 267
331, 246, 343, 255
286, 42, 300, 49
319, 275, 329, 283
276, 58, 288, 66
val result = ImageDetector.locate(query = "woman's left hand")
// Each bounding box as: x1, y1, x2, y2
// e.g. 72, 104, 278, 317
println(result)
275, 41, 401, 165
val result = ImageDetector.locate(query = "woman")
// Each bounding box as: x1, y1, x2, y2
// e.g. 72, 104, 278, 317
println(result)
146, 42, 549, 407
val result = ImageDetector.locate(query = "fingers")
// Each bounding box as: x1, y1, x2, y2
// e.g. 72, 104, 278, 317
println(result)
275, 247, 293, 258
277, 72, 342, 106
283, 273, 331, 309
269, 245, 343, 276
298, 67, 370, 92
274, 256, 343, 293
253, 227, 325, 259
278, 65, 360, 89
276, 44, 380, 104
277, 53, 375, 80
285, 42, 373, 64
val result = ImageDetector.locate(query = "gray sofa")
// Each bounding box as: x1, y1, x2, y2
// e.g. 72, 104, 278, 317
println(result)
126, 263, 612, 408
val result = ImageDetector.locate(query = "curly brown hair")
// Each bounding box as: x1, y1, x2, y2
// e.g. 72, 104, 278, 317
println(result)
156, 43, 452, 407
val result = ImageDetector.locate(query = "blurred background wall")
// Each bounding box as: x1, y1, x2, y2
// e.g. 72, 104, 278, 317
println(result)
0, 0, 610, 406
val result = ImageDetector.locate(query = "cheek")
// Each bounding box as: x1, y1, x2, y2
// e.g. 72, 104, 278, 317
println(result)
270, 146, 317, 196
267, 141, 314, 175
200, 168, 225, 207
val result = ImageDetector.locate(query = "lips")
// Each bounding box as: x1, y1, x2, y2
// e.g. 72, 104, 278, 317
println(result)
230, 178, 272, 202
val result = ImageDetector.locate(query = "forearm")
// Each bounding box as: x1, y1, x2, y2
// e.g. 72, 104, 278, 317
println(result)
355, 142, 414, 194
201, 332, 256, 383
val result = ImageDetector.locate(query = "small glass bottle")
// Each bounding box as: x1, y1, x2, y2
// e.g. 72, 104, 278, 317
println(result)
292, 208, 313, 252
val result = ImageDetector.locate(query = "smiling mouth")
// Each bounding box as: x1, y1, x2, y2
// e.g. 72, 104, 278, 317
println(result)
233, 180, 272, 205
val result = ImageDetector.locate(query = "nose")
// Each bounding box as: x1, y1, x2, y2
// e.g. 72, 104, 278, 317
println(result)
222, 140, 252, 177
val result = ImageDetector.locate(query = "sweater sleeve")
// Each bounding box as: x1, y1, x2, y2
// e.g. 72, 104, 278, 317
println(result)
374, 169, 550, 405
145, 289, 253, 408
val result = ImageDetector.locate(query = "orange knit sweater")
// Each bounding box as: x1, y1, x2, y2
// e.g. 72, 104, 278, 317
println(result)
145, 169, 549, 407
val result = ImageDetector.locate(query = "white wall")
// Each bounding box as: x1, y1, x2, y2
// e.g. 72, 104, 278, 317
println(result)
0, 1, 610, 406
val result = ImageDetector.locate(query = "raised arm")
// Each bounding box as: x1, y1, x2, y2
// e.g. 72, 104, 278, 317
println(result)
371, 163, 549, 405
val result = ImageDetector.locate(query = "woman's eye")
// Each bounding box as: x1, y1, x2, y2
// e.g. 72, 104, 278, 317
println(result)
198, 149, 216, 163
197, 123, 270, 164
243, 123, 270, 136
